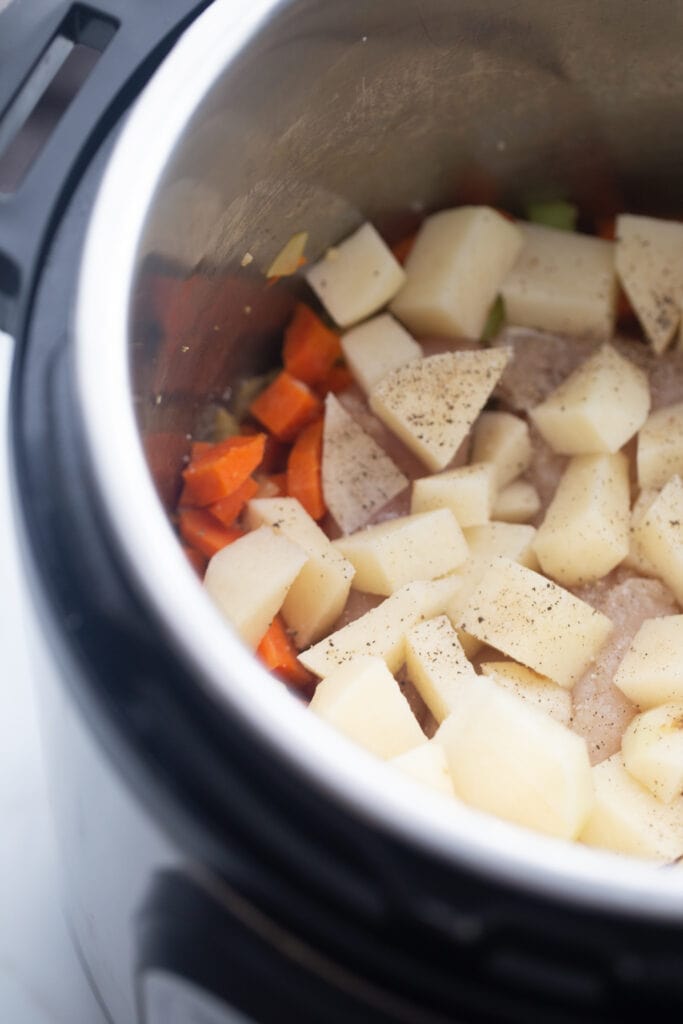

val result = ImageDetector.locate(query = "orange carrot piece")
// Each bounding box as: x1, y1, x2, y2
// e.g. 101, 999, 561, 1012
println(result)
287, 417, 325, 520
391, 233, 416, 265
257, 615, 313, 687
596, 216, 616, 241
178, 509, 244, 558
249, 371, 321, 442
181, 433, 265, 506
191, 440, 214, 460
315, 363, 354, 397
209, 476, 259, 527
182, 544, 208, 577
282, 303, 341, 386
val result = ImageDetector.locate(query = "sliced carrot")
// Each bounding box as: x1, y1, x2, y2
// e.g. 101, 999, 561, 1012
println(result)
391, 233, 416, 265
256, 615, 313, 687
182, 545, 208, 577
191, 440, 214, 460
315, 363, 354, 397
178, 509, 244, 558
181, 433, 266, 507
287, 417, 325, 520
249, 371, 321, 442
209, 476, 259, 527
282, 303, 341, 386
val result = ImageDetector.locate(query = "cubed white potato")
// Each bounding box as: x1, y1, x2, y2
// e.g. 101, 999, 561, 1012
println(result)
369, 348, 509, 472
322, 393, 408, 535
470, 411, 532, 488
622, 703, 683, 804
390, 742, 456, 796
333, 509, 468, 596
632, 476, 683, 605
305, 223, 406, 328
245, 498, 354, 647
530, 344, 650, 455
204, 526, 307, 648
532, 453, 630, 586
615, 214, 683, 353
299, 575, 463, 677
459, 557, 613, 689
614, 615, 683, 708
390, 206, 523, 339
405, 614, 479, 723
637, 402, 683, 491
491, 480, 540, 523
310, 656, 425, 759
501, 222, 617, 339
480, 661, 572, 726
622, 489, 659, 575
435, 677, 594, 839
340, 314, 422, 393
580, 753, 683, 860
411, 463, 494, 527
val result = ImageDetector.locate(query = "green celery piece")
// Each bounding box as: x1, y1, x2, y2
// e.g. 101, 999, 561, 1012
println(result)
481, 296, 505, 342
525, 200, 578, 232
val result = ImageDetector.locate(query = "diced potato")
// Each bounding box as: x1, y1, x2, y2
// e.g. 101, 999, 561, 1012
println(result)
390, 742, 456, 796
621, 703, 683, 804
459, 557, 613, 689
637, 402, 683, 490
310, 656, 425, 759
530, 344, 650, 455
405, 614, 479, 723
492, 480, 540, 523
411, 463, 494, 527
299, 576, 462, 677
204, 526, 307, 648
245, 498, 354, 647
532, 453, 630, 586
369, 349, 509, 472
580, 753, 683, 860
614, 615, 683, 708
622, 489, 659, 575
615, 214, 683, 353
436, 677, 594, 839
390, 206, 523, 339
322, 393, 408, 535
632, 476, 683, 605
501, 222, 617, 339
340, 314, 422, 393
480, 661, 572, 726
333, 509, 468, 596
305, 222, 406, 328
470, 411, 532, 488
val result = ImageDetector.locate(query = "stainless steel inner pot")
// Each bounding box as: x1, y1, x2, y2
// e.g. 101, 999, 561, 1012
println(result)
76, 0, 683, 920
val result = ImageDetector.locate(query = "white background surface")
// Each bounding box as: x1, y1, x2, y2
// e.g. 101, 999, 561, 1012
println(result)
0, 335, 107, 1023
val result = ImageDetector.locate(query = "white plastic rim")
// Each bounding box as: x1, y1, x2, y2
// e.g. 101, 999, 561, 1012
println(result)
75, 0, 683, 921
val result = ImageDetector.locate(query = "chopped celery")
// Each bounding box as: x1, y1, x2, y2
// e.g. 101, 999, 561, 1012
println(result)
212, 407, 240, 442
481, 296, 505, 342
525, 200, 578, 232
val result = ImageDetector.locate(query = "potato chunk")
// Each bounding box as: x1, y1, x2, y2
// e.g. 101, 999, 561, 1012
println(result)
530, 344, 650, 455
405, 614, 479, 723
411, 463, 494, 527
436, 677, 594, 839
637, 402, 683, 490
622, 488, 659, 576
204, 526, 307, 648
322, 393, 408, 535
501, 223, 617, 339
459, 557, 613, 689
632, 476, 683, 604
614, 615, 683, 708
299, 576, 462, 677
390, 206, 523, 339
492, 480, 541, 523
245, 498, 354, 647
310, 656, 425, 759
305, 223, 406, 327
480, 661, 572, 726
390, 742, 455, 796
533, 453, 630, 586
622, 703, 683, 804
580, 753, 683, 860
334, 509, 468, 596
369, 348, 509, 472
470, 411, 532, 488
615, 214, 683, 353
340, 313, 422, 393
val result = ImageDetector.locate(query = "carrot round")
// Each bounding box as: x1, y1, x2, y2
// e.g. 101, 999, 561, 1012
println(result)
282, 303, 341, 386
287, 417, 325, 520
209, 476, 259, 527
256, 615, 313, 687
249, 371, 321, 442
181, 433, 265, 507
178, 508, 244, 558
315, 363, 354, 397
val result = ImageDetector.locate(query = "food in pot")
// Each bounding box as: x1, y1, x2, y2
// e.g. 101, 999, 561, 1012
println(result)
173, 204, 683, 861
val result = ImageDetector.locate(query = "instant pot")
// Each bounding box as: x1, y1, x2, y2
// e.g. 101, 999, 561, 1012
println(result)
3, 1, 683, 1020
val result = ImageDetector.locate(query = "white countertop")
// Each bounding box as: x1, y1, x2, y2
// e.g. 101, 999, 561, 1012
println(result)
0, 336, 107, 1024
